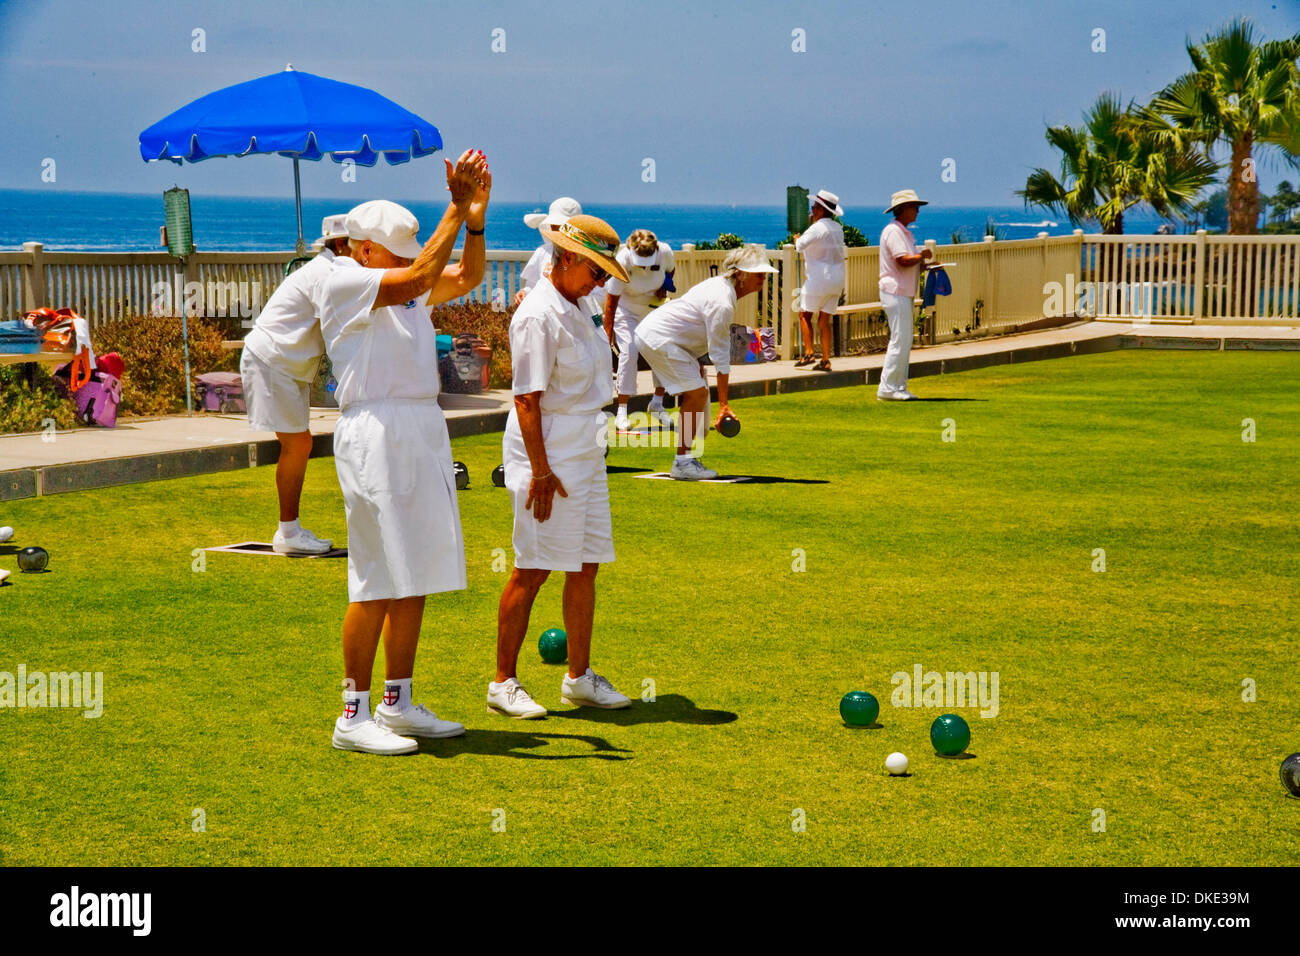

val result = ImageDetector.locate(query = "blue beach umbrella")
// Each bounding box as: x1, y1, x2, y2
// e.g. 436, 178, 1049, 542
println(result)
139, 65, 442, 252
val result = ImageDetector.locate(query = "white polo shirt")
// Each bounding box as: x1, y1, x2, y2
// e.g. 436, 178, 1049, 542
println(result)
880, 220, 921, 298
317, 257, 440, 411
242, 248, 333, 382
796, 218, 845, 297
511, 276, 611, 417
605, 242, 676, 320
636, 275, 737, 375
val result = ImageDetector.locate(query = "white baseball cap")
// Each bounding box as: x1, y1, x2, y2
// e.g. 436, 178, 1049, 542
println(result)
523, 196, 582, 232
319, 213, 349, 242
344, 200, 424, 260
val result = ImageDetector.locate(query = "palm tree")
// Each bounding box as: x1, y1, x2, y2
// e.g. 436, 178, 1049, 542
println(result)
1144, 18, 1300, 234
1018, 92, 1219, 234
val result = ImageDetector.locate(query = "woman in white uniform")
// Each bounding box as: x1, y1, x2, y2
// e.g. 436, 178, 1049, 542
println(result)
635, 245, 776, 480
603, 229, 675, 430
317, 151, 490, 755
488, 215, 632, 719
794, 189, 847, 372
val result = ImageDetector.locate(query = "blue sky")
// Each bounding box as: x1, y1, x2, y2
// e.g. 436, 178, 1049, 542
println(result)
1, 0, 1296, 205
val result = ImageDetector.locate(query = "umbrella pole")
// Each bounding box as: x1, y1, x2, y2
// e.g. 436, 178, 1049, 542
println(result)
293, 157, 306, 255
178, 262, 193, 415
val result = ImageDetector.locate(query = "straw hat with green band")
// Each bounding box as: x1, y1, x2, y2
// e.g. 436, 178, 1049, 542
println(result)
548, 214, 629, 283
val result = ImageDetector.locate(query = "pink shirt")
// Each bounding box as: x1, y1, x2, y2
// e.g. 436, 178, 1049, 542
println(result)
879, 220, 920, 297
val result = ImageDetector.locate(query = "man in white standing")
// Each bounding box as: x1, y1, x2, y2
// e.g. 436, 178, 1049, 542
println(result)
794, 189, 846, 372
877, 189, 932, 401
318, 150, 491, 755
240, 215, 350, 554
603, 228, 675, 430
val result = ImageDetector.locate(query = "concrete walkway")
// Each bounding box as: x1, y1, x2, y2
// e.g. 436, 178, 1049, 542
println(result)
2, 320, 1297, 500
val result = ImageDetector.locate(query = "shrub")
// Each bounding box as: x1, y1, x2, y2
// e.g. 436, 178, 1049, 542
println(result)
93, 313, 238, 416
431, 302, 515, 390
0, 365, 79, 435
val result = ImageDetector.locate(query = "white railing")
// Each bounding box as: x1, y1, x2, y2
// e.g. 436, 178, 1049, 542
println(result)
4, 231, 1297, 356
1081, 233, 1300, 323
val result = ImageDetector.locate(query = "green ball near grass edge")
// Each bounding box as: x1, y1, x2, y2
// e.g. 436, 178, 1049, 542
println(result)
840, 690, 879, 727
538, 627, 567, 664
931, 713, 971, 756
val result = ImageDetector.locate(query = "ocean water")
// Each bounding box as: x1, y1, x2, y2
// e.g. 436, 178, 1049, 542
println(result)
0, 189, 1182, 253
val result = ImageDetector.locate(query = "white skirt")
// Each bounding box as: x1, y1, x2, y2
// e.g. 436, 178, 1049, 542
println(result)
334, 398, 467, 601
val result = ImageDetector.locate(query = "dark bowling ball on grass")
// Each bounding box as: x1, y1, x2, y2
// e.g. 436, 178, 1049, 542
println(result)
17, 546, 48, 572
1282, 753, 1300, 797
717, 414, 741, 438
931, 713, 971, 756
840, 691, 879, 727
538, 628, 567, 664
491, 464, 506, 488
453, 461, 469, 490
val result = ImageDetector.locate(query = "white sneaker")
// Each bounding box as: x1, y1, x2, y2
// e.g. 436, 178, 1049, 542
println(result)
670, 458, 719, 481
561, 668, 631, 709
876, 390, 913, 402
273, 527, 332, 554
332, 717, 418, 755
650, 404, 674, 428
373, 703, 465, 739
487, 678, 547, 719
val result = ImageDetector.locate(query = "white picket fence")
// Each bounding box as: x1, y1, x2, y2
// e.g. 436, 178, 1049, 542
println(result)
3, 230, 1297, 361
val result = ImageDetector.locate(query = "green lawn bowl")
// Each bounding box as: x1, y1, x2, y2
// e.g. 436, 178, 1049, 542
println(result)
931, 713, 972, 756
538, 627, 568, 664
839, 691, 879, 727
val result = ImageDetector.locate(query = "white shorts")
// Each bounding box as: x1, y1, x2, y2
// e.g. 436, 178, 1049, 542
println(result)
800, 287, 841, 316
334, 399, 467, 602
503, 410, 614, 572
635, 339, 707, 395
240, 347, 310, 434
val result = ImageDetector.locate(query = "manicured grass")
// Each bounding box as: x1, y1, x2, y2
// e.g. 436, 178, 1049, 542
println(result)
1, 350, 1297, 866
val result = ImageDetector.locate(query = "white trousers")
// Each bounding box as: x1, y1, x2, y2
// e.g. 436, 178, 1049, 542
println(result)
879, 291, 914, 396
613, 311, 662, 397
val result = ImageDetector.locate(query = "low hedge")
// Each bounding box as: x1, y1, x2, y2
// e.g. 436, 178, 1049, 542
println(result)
0, 365, 80, 435
93, 313, 238, 416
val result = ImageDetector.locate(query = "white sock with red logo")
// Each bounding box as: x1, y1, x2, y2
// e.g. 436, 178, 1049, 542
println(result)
379, 678, 412, 714
341, 689, 369, 727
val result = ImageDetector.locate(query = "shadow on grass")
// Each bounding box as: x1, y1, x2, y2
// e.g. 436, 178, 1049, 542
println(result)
546, 694, 737, 727
604, 465, 654, 475
936, 752, 977, 760
418, 728, 633, 761
903, 397, 988, 402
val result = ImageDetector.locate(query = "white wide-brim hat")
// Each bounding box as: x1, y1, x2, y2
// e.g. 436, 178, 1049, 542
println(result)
345, 200, 424, 260
723, 244, 779, 275
885, 189, 928, 214
524, 196, 582, 231
814, 189, 843, 217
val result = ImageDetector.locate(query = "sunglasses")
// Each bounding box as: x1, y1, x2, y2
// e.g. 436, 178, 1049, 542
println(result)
582, 259, 609, 284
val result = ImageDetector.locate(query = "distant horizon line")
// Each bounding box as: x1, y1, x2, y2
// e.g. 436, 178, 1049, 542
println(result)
0, 186, 1059, 211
